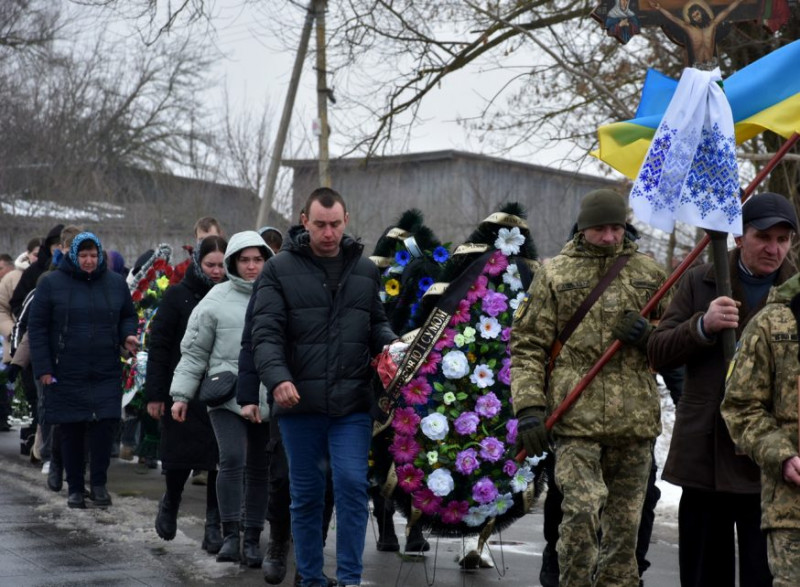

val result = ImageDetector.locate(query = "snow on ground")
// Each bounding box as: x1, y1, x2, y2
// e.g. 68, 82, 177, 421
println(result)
654, 375, 680, 530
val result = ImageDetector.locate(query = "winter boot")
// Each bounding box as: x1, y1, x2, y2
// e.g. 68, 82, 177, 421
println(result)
88, 485, 112, 507
47, 461, 63, 492
375, 505, 399, 552
216, 522, 241, 563
155, 493, 180, 541
262, 520, 291, 584
242, 527, 263, 568
202, 507, 223, 554
405, 523, 430, 553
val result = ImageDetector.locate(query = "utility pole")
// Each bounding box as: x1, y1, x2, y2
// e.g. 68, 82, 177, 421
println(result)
256, 1, 315, 228
314, 0, 331, 188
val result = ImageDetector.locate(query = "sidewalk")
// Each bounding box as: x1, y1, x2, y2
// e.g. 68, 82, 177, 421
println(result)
0, 422, 679, 586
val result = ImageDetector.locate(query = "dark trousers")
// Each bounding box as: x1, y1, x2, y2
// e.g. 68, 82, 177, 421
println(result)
678, 487, 772, 587
60, 419, 117, 494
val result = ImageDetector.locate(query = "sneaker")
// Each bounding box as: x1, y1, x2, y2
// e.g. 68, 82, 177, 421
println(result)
41, 461, 51, 475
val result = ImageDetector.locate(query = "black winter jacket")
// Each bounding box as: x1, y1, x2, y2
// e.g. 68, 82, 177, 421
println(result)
251, 227, 396, 418
144, 264, 219, 470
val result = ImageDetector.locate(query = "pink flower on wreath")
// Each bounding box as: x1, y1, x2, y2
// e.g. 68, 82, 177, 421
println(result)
413, 488, 443, 515
441, 500, 470, 524
435, 328, 458, 351
465, 275, 489, 305
481, 289, 508, 317
397, 463, 425, 493
389, 434, 421, 464
498, 357, 511, 386
506, 419, 518, 445
503, 459, 518, 476
455, 448, 481, 475
479, 436, 505, 462
392, 407, 421, 436
473, 477, 499, 504
484, 250, 509, 276
475, 392, 501, 418
418, 351, 441, 375
454, 412, 480, 436
450, 299, 472, 326
401, 376, 432, 405
501, 326, 512, 342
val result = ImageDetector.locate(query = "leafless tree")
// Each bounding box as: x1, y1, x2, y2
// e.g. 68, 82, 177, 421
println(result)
0, 0, 62, 54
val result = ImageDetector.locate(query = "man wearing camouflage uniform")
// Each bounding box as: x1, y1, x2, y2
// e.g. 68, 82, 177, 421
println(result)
722, 272, 800, 587
511, 189, 668, 586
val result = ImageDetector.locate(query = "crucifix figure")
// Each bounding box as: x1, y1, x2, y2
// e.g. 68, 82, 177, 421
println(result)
648, 0, 746, 65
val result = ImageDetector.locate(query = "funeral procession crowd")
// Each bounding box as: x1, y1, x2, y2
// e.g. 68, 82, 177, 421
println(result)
2, 183, 800, 587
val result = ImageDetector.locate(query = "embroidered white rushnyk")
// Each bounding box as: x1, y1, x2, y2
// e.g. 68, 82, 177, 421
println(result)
630, 67, 742, 236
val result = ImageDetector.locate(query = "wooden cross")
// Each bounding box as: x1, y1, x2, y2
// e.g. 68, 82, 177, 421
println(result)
591, 0, 791, 66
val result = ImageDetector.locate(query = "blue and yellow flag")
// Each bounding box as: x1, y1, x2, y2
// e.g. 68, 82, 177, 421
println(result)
594, 40, 800, 179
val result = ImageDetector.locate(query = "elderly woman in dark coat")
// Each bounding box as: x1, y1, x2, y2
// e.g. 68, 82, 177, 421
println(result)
145, 235, 227, 553
28, 232, 138, 509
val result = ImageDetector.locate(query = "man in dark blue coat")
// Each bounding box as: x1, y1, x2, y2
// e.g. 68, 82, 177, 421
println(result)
251, 188, 396, 587
28, 232, 138, 509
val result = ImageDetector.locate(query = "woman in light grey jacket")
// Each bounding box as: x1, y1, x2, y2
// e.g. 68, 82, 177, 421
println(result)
170, 230, 271, 567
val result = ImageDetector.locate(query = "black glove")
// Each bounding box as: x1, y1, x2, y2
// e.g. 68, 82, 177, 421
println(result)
612, 310, 653, 349
515, 407, 549, 458
5, 363, 20, 384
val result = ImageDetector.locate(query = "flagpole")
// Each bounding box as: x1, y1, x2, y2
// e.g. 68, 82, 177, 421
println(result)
514, 132, 800, 461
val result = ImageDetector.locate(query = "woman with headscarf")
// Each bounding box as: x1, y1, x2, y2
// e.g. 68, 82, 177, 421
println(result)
27, 232, 138, 509
170, 231, 271, 567
146, 235, 228, 553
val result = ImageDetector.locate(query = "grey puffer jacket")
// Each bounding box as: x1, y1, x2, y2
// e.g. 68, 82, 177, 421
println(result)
251, 225, 396, 418
170, 231, 270, 420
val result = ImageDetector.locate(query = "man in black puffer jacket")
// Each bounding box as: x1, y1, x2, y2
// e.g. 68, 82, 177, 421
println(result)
251, 187, 396, 587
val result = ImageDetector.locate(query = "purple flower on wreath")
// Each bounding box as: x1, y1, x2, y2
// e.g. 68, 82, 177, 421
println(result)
465, 275, 489, 305
392, 406, 421, 436
473, 477, 499, 504
395, 250, 410, 266
401, 376, 432, 405
454, 412, 480, 436
455, 448, 481, 475
506, 419, 518, 445
484, 250, 509, 276
412, 488, 443, 515
433, 246, 449, 263
503, 459, 518, 476
417, 351, 441, 375
501, 326, 511, 342
475, 392, 501, 418
441, 500, 470, 524
450, 299, 471, 326
389, 434, 421, 464
435, 327, 458, 351
498, 357, 511, 386
418, 276, 434, 294
481, 289, 508, 317
479, 437, 505, 462
397, 463, 425, 492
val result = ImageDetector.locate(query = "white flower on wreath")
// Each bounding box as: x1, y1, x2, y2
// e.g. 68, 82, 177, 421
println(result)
509, 291, 526, 311
463, 504, 493, 527
503, 263, 523, 291
470, 363, 495, 389
511, 465, 535, 493
454, 326, 476, 347
490, 492, 514, 516
442, 350, 470, 379
427, 450, 439, 466
495, 227, 525, 256
478, 315, 501, 339
421, 412, 449, 441
427, 468, 455, 497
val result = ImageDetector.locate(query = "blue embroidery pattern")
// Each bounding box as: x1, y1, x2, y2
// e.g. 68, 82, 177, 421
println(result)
632, 122, 740, 229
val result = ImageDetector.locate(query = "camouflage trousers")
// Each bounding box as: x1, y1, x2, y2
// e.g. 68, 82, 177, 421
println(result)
767, 529, 800, 587
554, 436, 652, 587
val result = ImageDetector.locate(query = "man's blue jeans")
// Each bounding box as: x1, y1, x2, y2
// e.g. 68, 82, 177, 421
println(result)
279, 411, 371, 587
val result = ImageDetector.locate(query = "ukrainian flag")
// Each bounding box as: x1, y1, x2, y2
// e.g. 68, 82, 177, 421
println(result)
594, 40, 800, 179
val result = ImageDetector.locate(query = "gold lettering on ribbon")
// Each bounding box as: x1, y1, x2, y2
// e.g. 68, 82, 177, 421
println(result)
483, 212, 529, 229
369, 255, 394, 268
454, 243, 490, 256
422, 282, 449, 298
